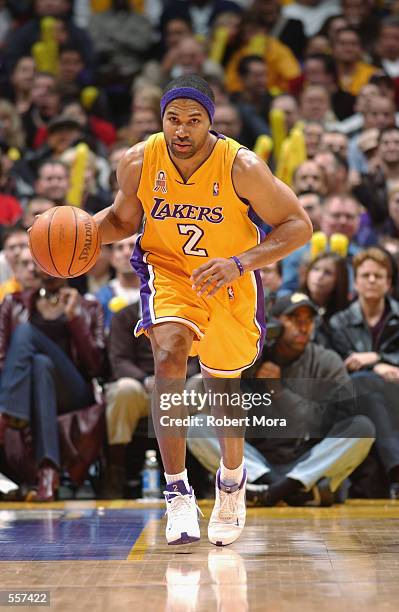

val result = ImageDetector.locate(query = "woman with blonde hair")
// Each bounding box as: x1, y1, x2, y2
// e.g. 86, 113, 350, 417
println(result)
0, 99, 26, 150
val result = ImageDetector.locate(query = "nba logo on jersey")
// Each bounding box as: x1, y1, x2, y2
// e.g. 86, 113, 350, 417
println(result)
213, 182, 219, 196
227, 286, 235, 300
154, 171, 167, 193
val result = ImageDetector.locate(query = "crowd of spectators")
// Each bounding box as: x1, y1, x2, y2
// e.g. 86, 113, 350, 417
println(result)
1, 0, 399, 504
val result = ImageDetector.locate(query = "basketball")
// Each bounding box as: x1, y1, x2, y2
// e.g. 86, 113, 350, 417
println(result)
28, 205, 101, 278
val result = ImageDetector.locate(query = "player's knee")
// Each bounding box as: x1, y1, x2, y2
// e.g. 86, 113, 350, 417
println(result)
155, 347, 188, 377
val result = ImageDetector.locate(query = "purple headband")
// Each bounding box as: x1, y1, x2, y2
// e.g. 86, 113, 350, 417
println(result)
160, 87, 215, 123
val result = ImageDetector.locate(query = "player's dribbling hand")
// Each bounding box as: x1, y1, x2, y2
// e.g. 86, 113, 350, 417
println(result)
191, 258, 240, 297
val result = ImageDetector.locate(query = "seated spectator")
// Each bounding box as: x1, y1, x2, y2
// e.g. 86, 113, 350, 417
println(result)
341, 0, 378, 54
303, 121, 325, 158
301, 252, 349, 345
17, 116, 83, 186
35, 160, 69, 205
223, 11, 301, 94
293, 160, 327, 195
302, 54, 355, 121
329, 247, 399, 498
0, 225, 29, 302
13, 245, 41, 293
21, 196, 54, 230
88, 0, 153, 82
212, 103, 242, 141
313, 150, 349, 195
3, 0, 94, 75
0, 268, 105, 501
299, 85, 336, 125
96, 236, 141, 331
251, 0, 307, 60
297, 191, 323, 231
354, 126, 399, 226
21, 72, 62, 149
187, 293, 375, 506
2, 56, 35, 115
122, 107, 162, 146
36, 100, 116, 153
322, 130, 349, 158
56, 45, 90, 100
281, 194, 362, 293
282, 0, 341, 38
0, 98, 26, 150
270, 94, 300, 134
161, 0, 241, 38
59, 146, 111, 214
0, 157, 23, 226
373, 17, 399, 80
331, 27, 378, 97
304, 34, 330, 57
230, 55, 272, 148
348, 95, 396, 179
167, 35, 223, 83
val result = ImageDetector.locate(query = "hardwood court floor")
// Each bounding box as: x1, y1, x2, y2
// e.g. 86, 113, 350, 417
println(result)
0, 500, 398, 612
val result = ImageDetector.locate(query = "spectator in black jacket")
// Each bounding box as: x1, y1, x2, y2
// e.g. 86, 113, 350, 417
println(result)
329, 247, 399, 498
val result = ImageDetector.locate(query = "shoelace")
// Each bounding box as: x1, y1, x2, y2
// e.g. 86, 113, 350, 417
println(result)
218, 489, 241, 522
163, 490, 204, 520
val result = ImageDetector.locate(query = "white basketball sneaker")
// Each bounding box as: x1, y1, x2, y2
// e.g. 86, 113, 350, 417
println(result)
164, 480, 202, 545
208, 467, 247, 546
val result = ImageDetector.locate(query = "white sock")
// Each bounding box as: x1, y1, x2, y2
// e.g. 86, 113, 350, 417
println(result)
220, 459, 244, 487
165, 469, 190, 490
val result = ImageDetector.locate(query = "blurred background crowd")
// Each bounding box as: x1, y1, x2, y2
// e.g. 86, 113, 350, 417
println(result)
1, 0, 399, 506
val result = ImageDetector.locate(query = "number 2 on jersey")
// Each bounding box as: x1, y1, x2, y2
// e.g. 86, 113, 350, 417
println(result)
178, 224, 208, 257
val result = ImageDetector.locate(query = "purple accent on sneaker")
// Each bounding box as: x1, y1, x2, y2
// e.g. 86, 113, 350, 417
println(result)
216, 467, 247, 494
168, 532, 200, 545
216, 541, 224, 547
165, 480, 191, 500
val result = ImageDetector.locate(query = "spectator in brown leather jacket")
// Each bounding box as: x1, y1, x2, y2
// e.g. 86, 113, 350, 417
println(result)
0, 266, 106, 501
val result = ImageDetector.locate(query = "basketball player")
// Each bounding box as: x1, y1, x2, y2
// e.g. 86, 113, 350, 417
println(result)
94, 75, 312, 546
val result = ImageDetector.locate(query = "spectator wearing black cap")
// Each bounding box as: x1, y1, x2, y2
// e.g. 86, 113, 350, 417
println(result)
187, 292, 375, 506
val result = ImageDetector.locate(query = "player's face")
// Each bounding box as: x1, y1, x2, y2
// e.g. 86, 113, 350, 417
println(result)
163, 99, 211, 160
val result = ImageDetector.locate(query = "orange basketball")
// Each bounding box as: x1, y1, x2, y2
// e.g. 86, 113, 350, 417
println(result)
28, 205, 101, 278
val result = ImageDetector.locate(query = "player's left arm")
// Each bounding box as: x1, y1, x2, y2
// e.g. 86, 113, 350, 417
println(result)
191, 149, 312, 296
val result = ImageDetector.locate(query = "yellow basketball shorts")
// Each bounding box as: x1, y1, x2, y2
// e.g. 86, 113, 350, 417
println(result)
132, 250, 266, 377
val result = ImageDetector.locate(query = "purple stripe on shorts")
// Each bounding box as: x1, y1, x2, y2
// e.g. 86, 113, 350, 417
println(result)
130, 235, 153, 331
254, 269, 266, 356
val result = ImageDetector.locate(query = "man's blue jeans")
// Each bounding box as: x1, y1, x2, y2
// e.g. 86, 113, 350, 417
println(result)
0, 323, 94, 467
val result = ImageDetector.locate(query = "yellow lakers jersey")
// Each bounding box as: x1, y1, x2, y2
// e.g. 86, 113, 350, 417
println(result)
136, 132, 261, 276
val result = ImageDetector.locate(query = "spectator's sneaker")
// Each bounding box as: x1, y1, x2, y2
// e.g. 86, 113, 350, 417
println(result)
164, 480, 202, 545
208, 468, 247, 546
246, 482, 272, 506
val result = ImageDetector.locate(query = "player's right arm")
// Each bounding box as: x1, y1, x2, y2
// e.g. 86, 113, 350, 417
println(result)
94, 142, 145, 244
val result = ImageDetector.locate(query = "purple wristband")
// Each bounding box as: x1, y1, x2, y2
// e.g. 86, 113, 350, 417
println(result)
231, 256, 244, 276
